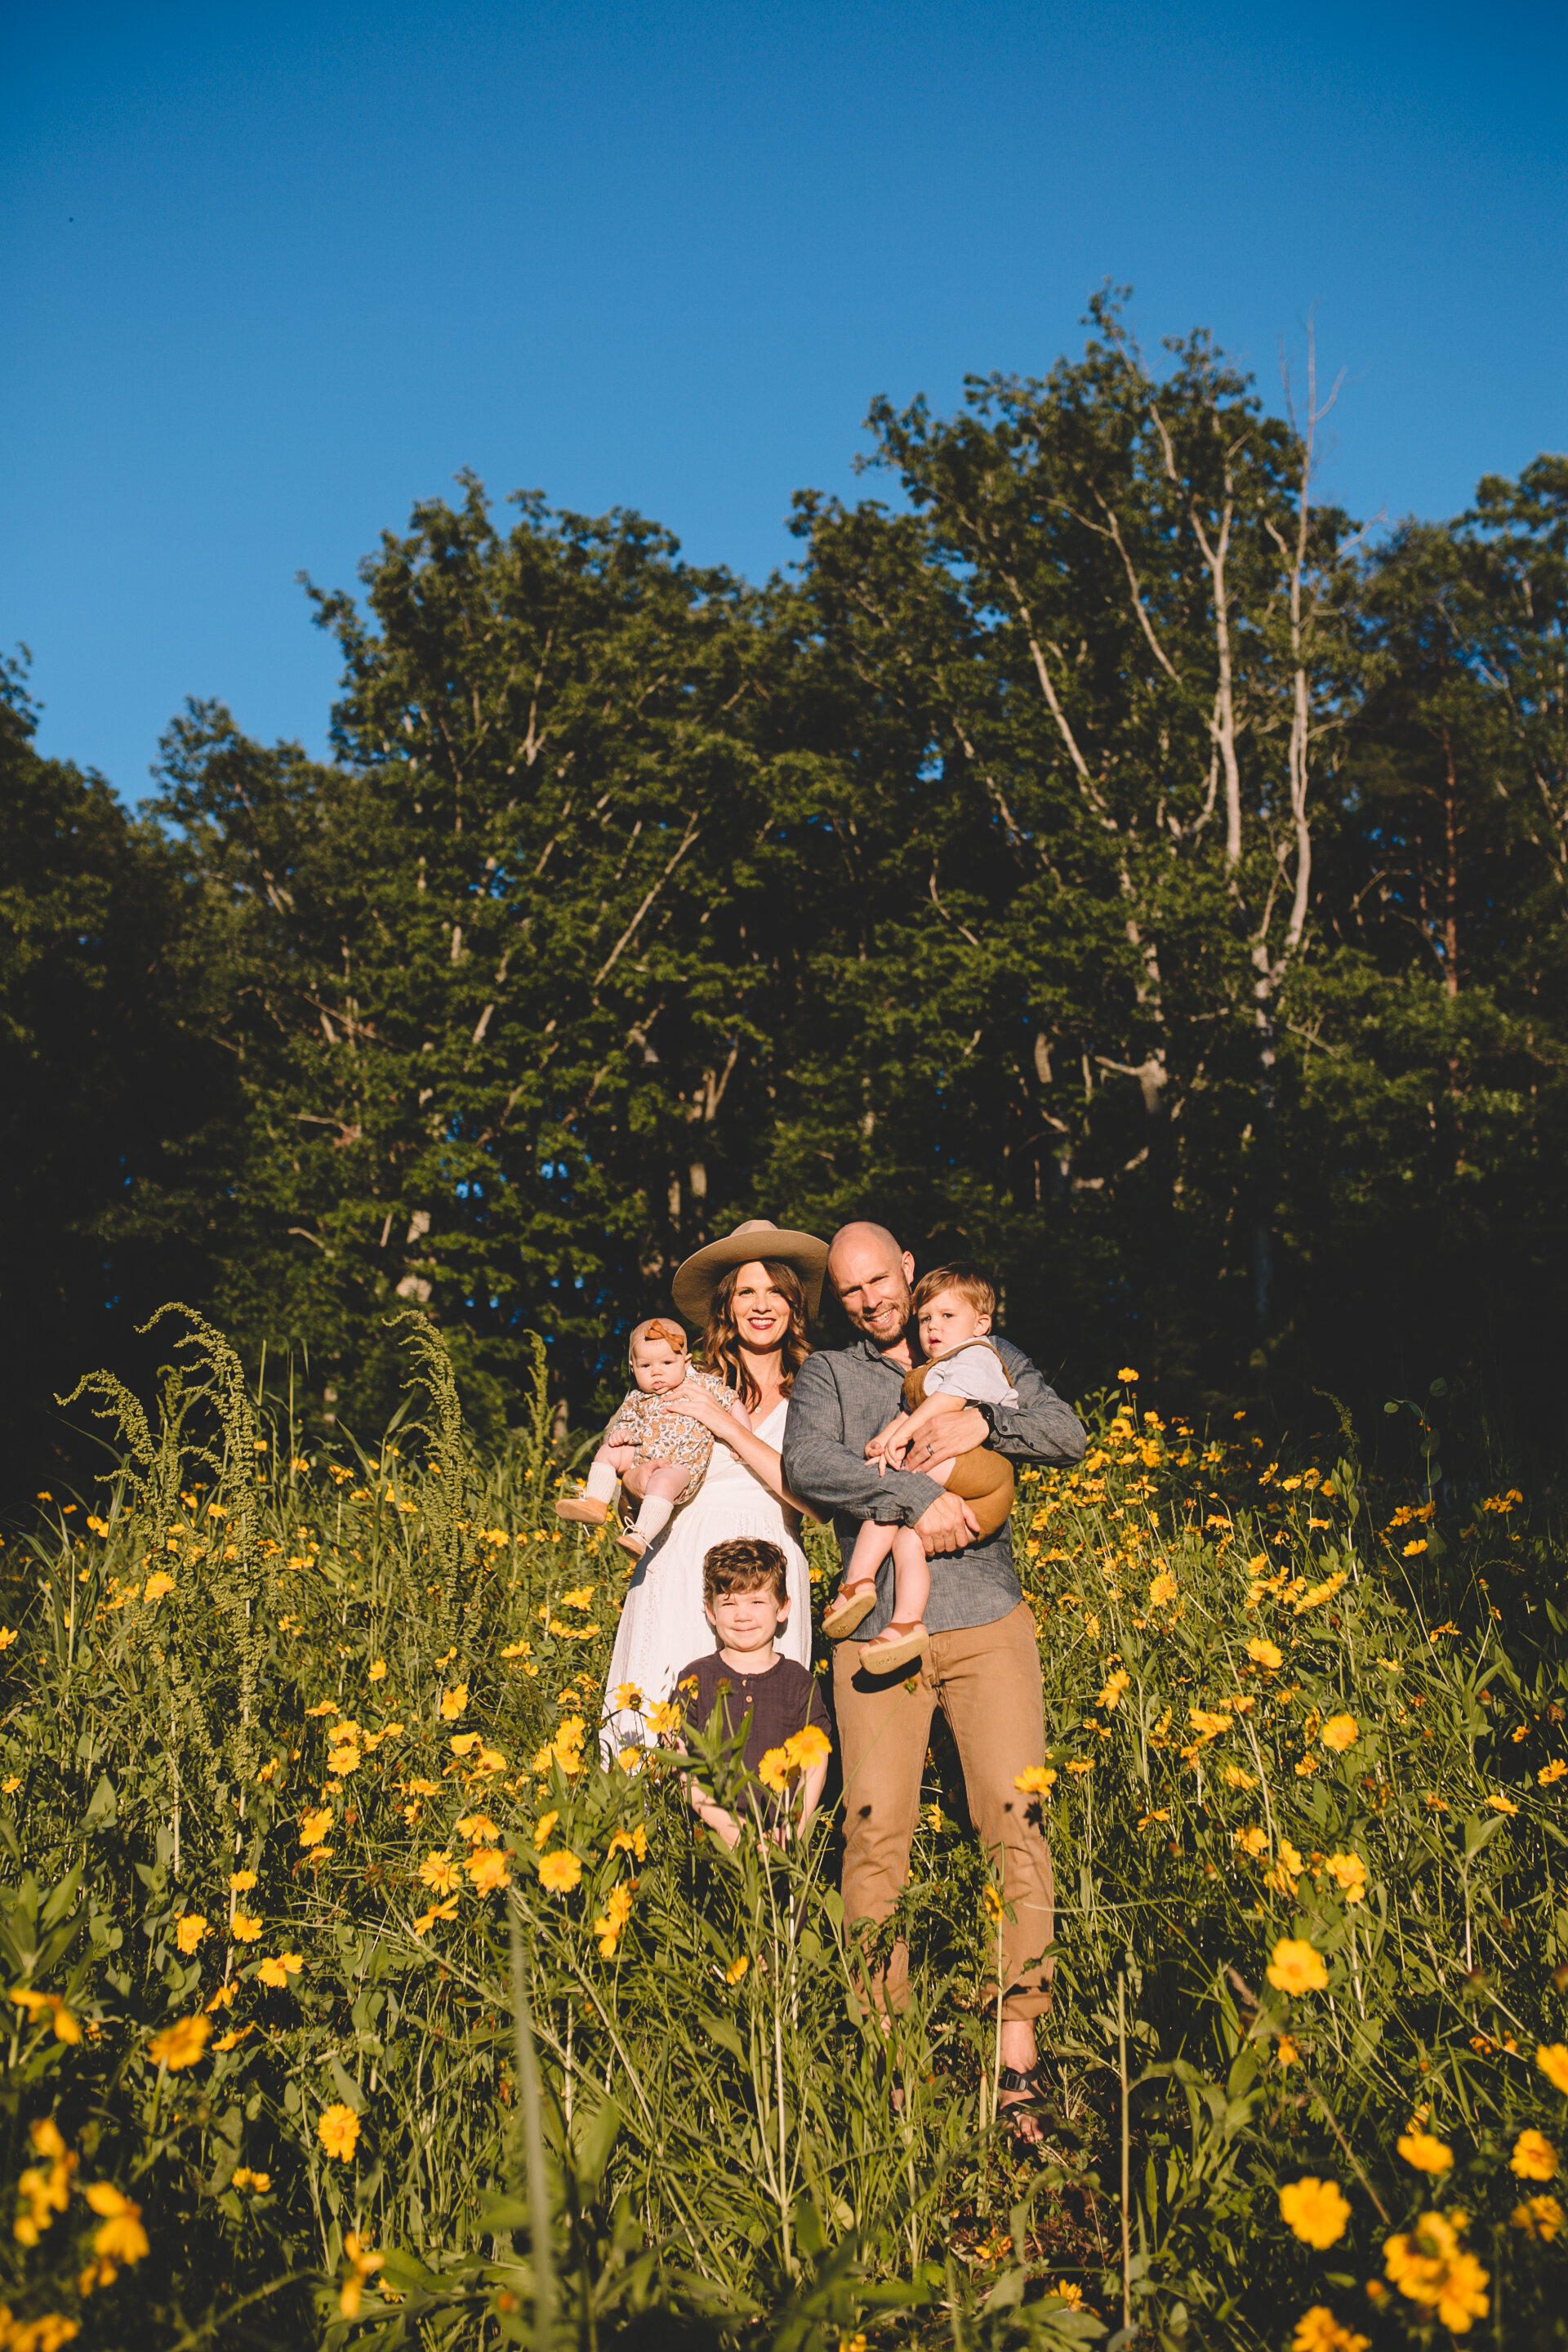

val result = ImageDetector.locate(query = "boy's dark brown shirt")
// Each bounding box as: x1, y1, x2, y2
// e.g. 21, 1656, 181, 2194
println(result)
676, 1650, 830, 1780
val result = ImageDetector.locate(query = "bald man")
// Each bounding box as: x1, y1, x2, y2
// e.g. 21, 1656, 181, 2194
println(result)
782, 1222, 1085, 2119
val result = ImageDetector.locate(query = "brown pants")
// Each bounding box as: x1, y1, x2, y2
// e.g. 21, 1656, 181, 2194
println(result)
832, 1601, 1055, 2021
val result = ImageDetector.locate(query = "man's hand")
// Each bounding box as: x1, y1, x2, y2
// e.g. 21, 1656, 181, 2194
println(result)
915, 1491, 981, 1556
906, 1405, 987, 1470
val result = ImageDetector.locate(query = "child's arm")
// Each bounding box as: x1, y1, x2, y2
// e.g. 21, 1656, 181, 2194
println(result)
881, 1389, 970, 1468
673, 1739, 743, 1849
864, 1409, 911, 1463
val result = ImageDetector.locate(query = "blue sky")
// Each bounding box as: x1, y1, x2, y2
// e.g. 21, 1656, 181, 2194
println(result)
4, 0, 1565, 799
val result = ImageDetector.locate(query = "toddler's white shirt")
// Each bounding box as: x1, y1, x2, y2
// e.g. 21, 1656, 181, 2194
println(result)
919, 1338, 1021, 1409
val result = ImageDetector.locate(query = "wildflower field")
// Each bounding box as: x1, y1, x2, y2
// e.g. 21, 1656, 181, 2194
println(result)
2, 1310, 1566, 2351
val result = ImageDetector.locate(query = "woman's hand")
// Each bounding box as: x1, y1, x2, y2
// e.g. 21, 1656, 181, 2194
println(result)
657, 1374, 728, 1435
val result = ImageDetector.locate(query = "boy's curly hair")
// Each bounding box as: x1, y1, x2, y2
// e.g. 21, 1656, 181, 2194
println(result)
702, 1538, 789, 1608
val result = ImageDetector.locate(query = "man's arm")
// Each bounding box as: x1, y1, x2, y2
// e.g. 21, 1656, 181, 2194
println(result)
987, 1344, 1087, 1464
782, 1352, 944, 1526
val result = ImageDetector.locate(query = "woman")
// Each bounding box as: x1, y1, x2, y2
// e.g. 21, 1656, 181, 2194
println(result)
601, 1219, 826, 1753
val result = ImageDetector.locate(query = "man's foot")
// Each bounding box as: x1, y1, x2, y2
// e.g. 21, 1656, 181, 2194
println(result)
615, 1526, 648, 1560
556, 1493, 611, 1525
822, 1582, 879, 1640
996, 2063, 1049, 2145
858, 1619, 929, 1673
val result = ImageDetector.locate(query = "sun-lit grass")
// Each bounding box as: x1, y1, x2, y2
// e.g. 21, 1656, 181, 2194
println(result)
2, 1316, 1566, 2348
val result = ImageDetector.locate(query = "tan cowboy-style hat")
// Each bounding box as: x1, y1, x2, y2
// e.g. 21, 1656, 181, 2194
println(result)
671, 1218, 831, 1325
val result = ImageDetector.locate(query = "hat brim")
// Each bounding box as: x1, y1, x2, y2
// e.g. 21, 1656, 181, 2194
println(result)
670, 1225, 831, 1325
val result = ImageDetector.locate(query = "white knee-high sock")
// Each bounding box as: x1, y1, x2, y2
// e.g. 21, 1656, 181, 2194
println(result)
585, 1459, 618, 1503
634, 1493, 675, 1541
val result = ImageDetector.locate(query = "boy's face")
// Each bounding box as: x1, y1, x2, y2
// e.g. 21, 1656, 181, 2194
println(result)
916, 1287, 991, 1357
705, 1582, 788, 1655
630, 1335, 688, 1393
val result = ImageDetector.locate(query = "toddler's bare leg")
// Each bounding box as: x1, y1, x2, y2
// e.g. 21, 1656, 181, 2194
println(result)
822, 1518, 897, 1639
858, 1528, 932, 1670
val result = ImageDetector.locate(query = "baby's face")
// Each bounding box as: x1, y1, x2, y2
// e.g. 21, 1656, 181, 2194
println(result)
630, 1338, 688, 1393
916, 1289, 991, 1357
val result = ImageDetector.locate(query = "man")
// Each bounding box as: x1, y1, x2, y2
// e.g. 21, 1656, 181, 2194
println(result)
782, 1221, 1085, 2121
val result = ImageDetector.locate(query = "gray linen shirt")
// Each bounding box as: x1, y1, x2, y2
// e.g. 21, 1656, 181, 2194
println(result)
782, 1334, 1087, 1638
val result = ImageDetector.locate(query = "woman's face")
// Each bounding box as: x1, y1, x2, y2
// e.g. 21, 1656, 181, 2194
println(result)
729, 1262, 792, 1353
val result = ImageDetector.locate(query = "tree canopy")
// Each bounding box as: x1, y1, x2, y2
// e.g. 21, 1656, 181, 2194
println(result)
6, 308, 1564, 1492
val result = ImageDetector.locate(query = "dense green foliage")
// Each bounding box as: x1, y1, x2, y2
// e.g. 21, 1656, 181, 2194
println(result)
3, 1321, 1566, 2349
4, 302, 1566, 1499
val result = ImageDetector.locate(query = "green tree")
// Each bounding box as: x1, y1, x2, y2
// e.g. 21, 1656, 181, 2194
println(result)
156, 483, 800, 1433
0, 652, 215, 1503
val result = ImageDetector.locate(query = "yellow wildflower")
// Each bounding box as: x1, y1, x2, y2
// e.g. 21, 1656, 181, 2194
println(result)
1510, 2129, 1557, 2180
338, 2230, 384, 2319
456, 1814, 501, 1843
148, 2013, 211, 2070
257, 1953, 303, 1989
1291, 2311, 1369, 2352
1267, 1939, 1328, 1995
412, 1898, 459, 1936
537, 1850, 582, 1894
298, 1807, 333, 1848
533, 1811, 560, 1848
1247, 1638, 1283, 1671
230, 2167, 271, 2191
1510, 2194, 1563, 2240
1276, 2034, 1300, 2069
317, 2103, 361, 2161
1539, 1760, 1567, 1787
143, 1571, 175, 1602
608, 1824, 647, 1860
1320, 1714, 1358, 1752
466, 1847, 510, 1895
1325, 1853, 1367, 1904
1013, 1766, 1058, 1795
11, 1989, 82, 2045
1279, 2176, 1350, 2247
1096, 1668, 1131, 1712
175, 1914, 209, 1956
1236, 1825, 1267, 1857
1147, 1571, 1178, 1608
725, 1953, 750, 1984
1397, 2132, 1454, 2174
230, 1913, 262, 1943
594, 1881, 635, 1958
1383, 2209, 1488, 2332
1536, 2042, 1568, 2095
1483, 1793, 1519, 1815
1117, 1367, 1138, 1383
440, 1685, 469, 1720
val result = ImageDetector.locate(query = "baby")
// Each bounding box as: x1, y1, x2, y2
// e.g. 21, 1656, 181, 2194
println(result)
556, 1318, 741, 1559
822, 1264, 1019, 1670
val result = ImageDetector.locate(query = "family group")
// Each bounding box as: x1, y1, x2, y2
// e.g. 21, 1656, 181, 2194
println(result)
557, 1218, 1088, 2120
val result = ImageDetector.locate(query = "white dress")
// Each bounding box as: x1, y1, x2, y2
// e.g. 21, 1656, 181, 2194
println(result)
600, 1401, 811, 1753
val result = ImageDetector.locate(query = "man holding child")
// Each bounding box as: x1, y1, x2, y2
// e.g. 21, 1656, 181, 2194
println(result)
782, 1221, 1085, 2118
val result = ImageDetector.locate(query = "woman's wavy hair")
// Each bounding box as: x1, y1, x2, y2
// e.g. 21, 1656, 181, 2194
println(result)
699, 1259, 813, 1411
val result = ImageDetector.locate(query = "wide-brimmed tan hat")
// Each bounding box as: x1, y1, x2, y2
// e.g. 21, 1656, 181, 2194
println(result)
670, 1218, 831, 1325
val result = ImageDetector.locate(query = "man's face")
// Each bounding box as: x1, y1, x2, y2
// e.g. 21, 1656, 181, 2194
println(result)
829, 1232, 915, 1348
706, 1583, 787, 1655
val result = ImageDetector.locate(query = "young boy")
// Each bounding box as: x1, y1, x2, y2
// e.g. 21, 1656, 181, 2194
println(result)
821, 1263, 1018, 1672
673, 1539, 831, 1847
556, 1318, 742, 1558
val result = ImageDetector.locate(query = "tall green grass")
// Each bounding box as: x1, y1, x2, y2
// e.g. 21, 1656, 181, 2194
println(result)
2, 1314, 1565, 2348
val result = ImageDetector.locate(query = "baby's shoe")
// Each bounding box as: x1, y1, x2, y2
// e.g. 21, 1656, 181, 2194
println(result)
860, 1620, 930, 1674
615, 1526, 648, 1561
822, 1583, 879, 1641
556, 1493, 611, 1526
